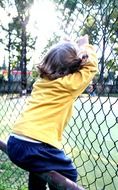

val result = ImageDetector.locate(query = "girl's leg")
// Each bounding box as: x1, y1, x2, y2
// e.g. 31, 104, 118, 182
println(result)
7, 136, 78, 189
28, 172, 47, 190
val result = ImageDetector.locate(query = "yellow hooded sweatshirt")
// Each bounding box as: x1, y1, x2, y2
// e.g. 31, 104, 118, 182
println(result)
13, 45, 98, 149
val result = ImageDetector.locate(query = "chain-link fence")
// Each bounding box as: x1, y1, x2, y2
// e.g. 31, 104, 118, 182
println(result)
0, 0, 118, 189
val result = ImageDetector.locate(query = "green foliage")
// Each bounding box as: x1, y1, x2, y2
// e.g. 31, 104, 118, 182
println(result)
0, 74, 4, 81
0, 153, 28, 190
81, 0, 101, 6
32, 66, 39, 80
106, 59, 118, 71
80, 15, 98, 44
54, 0, 118, 82
14, 0, 33, 16
64, 0, 77, 12
0, 0, 36, 70
41, 33, 60, 57
0, 0, 4, 7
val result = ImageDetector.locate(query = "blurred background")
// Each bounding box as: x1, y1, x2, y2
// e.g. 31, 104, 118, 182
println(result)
0, 0, 118, 190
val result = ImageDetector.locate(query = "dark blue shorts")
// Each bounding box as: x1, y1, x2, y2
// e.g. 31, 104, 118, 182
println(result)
7, 136, 78, 182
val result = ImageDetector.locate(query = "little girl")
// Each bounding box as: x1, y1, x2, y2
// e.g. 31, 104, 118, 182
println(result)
7, 35, 98, 190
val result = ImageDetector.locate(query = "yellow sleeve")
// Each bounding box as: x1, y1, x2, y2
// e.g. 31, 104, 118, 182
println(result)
60, 44, 98, 97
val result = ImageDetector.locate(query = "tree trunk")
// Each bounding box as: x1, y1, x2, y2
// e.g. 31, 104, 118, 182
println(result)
8, 24, 12, 93
20, 21, 27, 95
99, 33, 106, 83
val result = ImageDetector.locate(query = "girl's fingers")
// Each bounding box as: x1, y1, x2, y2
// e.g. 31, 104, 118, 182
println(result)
76, 35, 89, 47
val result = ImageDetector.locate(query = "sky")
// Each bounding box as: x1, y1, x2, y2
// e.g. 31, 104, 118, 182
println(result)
0, 0, 60, 68
27, 0, 61, 67
28, 0, 59, 42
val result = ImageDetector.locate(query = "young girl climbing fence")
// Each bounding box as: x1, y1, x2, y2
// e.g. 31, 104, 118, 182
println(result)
6, 35, 98, 190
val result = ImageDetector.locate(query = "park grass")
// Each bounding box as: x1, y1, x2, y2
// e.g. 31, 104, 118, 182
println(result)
0, 95, 118, 190
0, 152, 28, 190
63, 96, 118, 189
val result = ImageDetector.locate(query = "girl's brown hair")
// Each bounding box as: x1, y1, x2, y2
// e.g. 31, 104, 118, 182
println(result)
38, 42, 82, 80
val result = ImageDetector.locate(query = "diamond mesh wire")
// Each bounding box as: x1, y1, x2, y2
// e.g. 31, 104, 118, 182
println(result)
0, 0, 118, 189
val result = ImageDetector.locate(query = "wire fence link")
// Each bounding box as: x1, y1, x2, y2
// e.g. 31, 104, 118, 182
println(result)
0, 0, 118, 189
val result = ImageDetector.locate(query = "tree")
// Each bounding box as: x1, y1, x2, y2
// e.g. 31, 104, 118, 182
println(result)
0, 0, 4, 7
54, 0, 118, 84
41, 33, 60, 58
0, 0, 36, 94
13, 0, 34, 94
